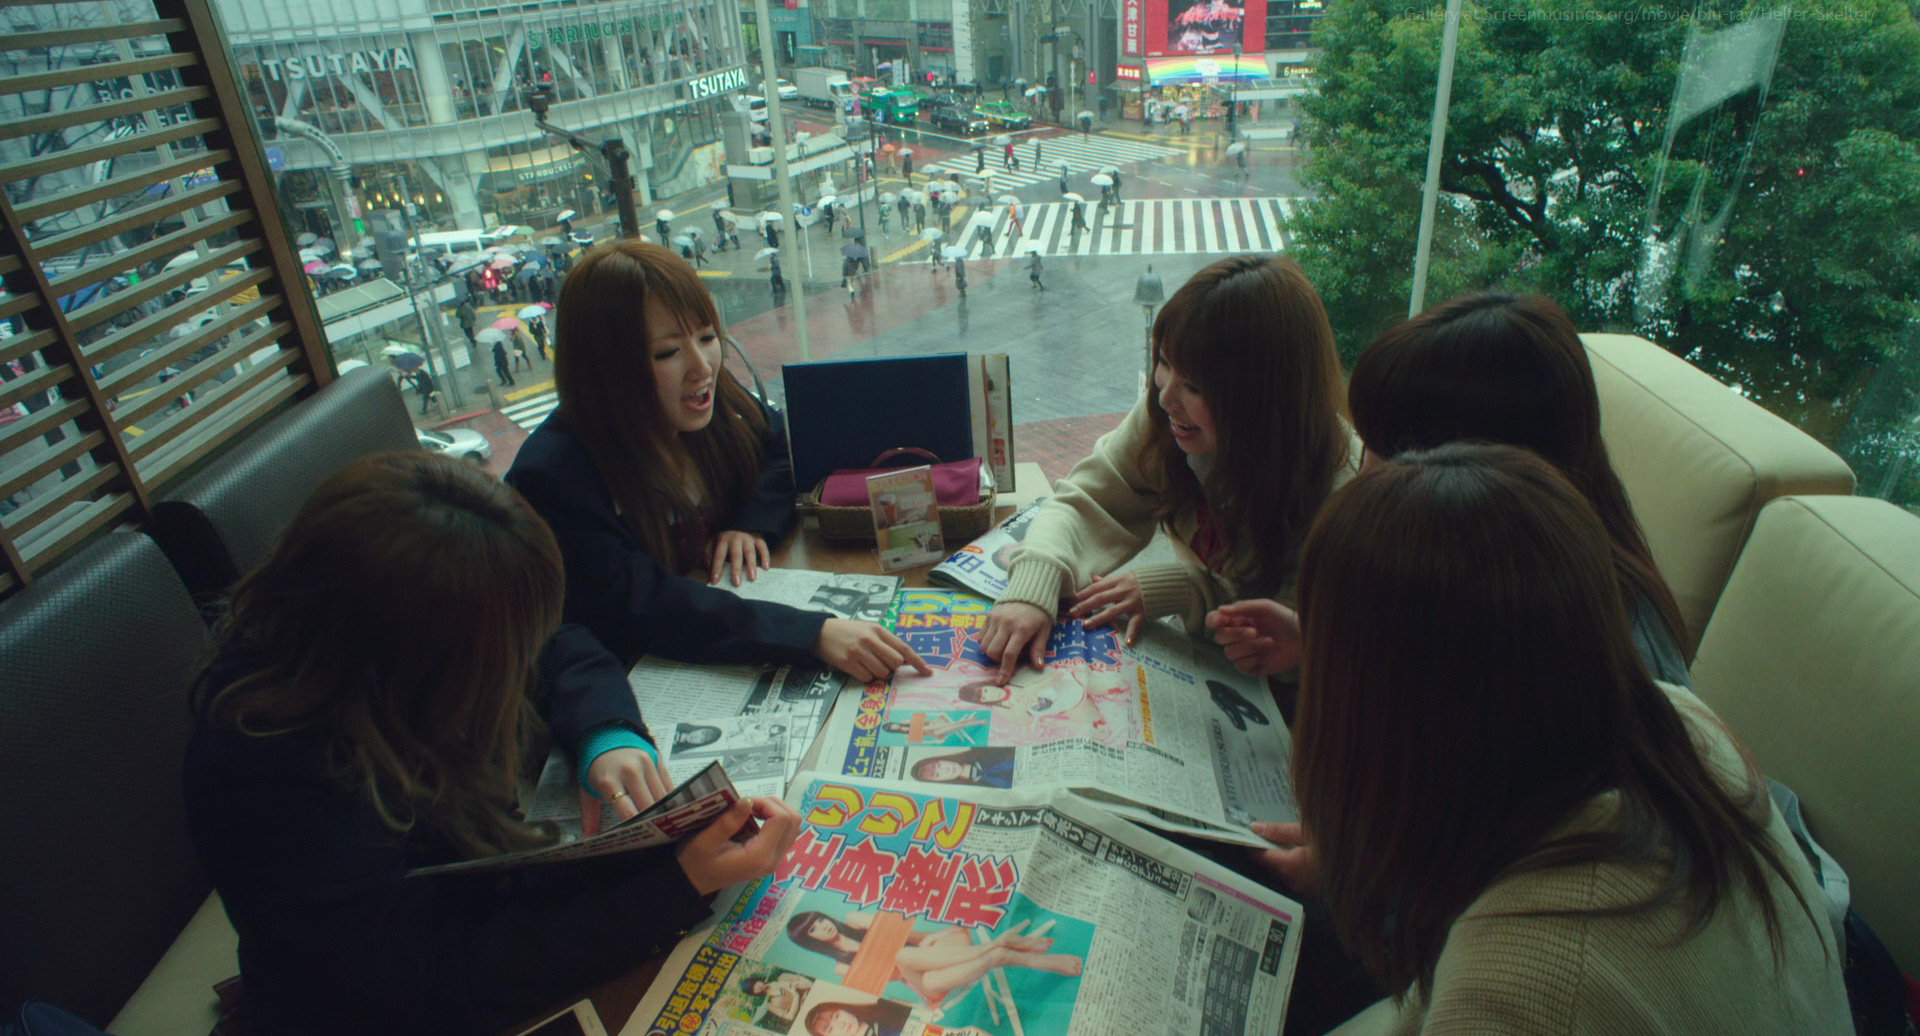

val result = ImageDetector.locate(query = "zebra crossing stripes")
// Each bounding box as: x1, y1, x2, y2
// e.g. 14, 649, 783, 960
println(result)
955, 197, 1293, 259
502, 390, 559, 433
915, 133, 1185, 191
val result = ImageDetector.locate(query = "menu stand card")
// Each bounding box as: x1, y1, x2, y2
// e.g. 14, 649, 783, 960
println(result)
867, 466, 944, 571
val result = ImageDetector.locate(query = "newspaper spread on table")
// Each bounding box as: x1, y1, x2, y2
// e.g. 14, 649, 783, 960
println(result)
526, 570, 904, 834
624, 774, 1304, 1036
925, 499, 1049, 600
820, 589, 1295, 849
409, 762, 741, 877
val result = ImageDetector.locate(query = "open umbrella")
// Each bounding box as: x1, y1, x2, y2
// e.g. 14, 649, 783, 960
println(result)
719, 211, 743, 226
919, 228, 944, 242
491, 316, 522, 331
841, 242, 870, 260
357, 258, 384, 271
349, 246, 374, 260
570, 232, 596, 245
817, 194, 838, 208
474, 328, 510, 346
515, 264, 541, 281
1100, 165, 1120, 176
1062, 191, 1087, 203
557, 209, 578, 222
1090, 173, 1115, 186
940, 180, 962, 193
325, 264, 357, 279
970, 141, 988, 151
897, 147, 913, 157
1225, 142, 1247, 156
295, 232, 318, 246
756, 247, 779, 260
841, 224, 865, 239
299, 248, 325, 262
673, 235, 695, 249
759, 211, 784, 225
655, 208, 675, 220
535, 236, 563, 247
1077, 110, 1094, 121
447, 254, 487, 273
992, 134, 1012, 146
517, 303, 553, 319
302, 260, 326, 274
387, 351, 425, 372
941, 245, 969, 259
710, 198, 729, 210
995, 193, 1020, 205
314, 237, 336, 252
879, 191, 899, 204
685, 226, 701, 237
1025, 87, 1046, 98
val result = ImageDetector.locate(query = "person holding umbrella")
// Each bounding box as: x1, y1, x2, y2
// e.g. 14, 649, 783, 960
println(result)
410, 367, 438, 415
1032, 139, 1042, 168
529, 314, 549, 362
1058, 162, 1071, 195
1079, 111, 1094, 137
1027, 249, 1045, 291
901, 148, 915, 183
841, 253, 860, 293
768, 252, 786, 297
972, 222, 995, 258
1232, 143, 1251, 184
655, 212, 672, 240
504, 241, 930, 681
913, 201, 926, 233
896, 195, 910, 225
492, 335, 516, 387
712, 206, 731, 249
1069, 202, 1089, 245
975, 147, 986, 175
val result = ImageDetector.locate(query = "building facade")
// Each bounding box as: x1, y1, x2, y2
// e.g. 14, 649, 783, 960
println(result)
214, 0, 757, 237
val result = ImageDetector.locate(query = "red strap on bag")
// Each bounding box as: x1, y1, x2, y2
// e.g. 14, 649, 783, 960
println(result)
819, 448, 984, 507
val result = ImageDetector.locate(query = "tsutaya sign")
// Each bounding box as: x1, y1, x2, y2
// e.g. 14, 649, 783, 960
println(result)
686, 67, 748, 99
259, 48, 415, 82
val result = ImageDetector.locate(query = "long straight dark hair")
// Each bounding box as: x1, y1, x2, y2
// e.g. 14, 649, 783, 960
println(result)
1138, 254, 1350, 598
1347, 292, 1690, 658
1292, 443, 1815, 999
204, 451, 562, 859
554, 241, 768, 569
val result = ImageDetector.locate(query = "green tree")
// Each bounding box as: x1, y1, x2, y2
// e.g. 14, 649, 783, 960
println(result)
1287, 0, 1920, 467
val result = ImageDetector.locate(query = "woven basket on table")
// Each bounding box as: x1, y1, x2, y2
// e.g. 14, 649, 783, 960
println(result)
806, 478, 998, 544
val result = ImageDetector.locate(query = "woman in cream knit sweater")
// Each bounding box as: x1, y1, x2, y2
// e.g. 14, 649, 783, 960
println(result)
979, 254, 1356, 682
1277, 444, 1849, 1035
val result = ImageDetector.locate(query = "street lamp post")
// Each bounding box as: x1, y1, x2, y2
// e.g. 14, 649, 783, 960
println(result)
526, 87, 640, 240
1134, 264, 1166, 376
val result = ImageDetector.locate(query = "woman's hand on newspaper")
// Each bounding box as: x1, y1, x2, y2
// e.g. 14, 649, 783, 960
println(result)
1070, 572, 1145, 645
709, 530, 771, 586
1249, 821, 1319, 895
1206, 600, 1303, 676
580, 748, 672, 836
981, 601, 1053, 684
677, 796, 802, 896
815, 618, 934, 683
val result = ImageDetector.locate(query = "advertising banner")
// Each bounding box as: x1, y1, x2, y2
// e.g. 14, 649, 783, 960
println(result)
1144, 0, 1267, 57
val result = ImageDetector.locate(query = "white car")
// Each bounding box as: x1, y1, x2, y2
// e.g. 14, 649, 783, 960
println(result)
772, 79, 799, 101
416, 426, 493, 463
736, 93, 769, 122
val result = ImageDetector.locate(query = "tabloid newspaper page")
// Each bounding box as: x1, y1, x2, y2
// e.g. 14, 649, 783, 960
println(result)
410, 763, 741, 877
526, 570, 903, 835
925, 500, 1049, 600
624, 775, 1303, 1036
816, 589, 1295, 849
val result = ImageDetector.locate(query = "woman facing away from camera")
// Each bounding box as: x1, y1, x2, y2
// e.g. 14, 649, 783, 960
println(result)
183, 452, 800, 1035
1260, 443, 1848, 1034
1210, 292, 1690, 688
506, 242, 928, 685
979, 254, 1355, 683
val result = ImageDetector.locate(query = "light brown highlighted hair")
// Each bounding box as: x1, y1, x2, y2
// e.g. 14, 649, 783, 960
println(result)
554, 240, 768, 569
1347, 291, 1689, 659
1292, 443, 1815, 1000
205, 451, 562, 858
1138, 253, 1350, 599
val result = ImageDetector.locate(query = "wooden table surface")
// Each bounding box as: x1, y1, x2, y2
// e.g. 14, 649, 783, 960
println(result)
578, 463, 1051, 1034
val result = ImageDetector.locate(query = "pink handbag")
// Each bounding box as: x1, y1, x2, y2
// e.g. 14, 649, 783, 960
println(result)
818, 448, 985, 507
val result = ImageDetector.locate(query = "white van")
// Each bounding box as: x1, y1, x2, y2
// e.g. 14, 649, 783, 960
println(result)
410, 229, 493, 257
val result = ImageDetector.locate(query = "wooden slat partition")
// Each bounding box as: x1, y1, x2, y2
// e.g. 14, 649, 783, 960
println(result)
0, 0, 334, 595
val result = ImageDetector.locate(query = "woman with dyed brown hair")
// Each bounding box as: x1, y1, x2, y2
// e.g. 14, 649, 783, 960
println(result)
980, 254, 1354, 682
1267, 443, 1845, 1033
507, 241, 927, 687
1210, 292, 1690, 687
184, 451, 799, 1035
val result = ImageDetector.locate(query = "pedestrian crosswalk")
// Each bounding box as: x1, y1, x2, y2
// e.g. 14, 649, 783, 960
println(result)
945, 197, 1293, 259
502, 390, 559, 433
915, 133, 1185, 192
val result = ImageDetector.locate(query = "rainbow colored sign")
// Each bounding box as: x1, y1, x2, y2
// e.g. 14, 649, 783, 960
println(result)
1145, 52, 1269, 84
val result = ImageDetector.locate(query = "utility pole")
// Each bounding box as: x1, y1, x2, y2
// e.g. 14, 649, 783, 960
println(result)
393, 173, 464, 409
753, 0, 811, 360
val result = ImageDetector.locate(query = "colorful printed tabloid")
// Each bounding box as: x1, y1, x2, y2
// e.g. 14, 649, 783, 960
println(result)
822, 589, 1297, 848
625, 776, 1303, 1036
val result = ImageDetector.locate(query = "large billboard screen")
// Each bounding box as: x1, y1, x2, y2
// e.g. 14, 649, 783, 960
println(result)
1145, 0, 1267, 56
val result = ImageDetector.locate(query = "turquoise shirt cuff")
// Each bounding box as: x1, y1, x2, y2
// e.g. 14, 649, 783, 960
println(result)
576, 723, 658, 792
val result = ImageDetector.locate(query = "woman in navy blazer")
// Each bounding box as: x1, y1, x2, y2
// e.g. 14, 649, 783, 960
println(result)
507, 241, 928, 684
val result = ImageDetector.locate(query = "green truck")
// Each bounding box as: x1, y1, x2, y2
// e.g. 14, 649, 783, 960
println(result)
861, 86, 920, 126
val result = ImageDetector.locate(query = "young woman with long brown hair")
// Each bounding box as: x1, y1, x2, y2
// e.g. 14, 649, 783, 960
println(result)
506, 241, 927, 685
979, 254, 1355, 682
1210, 292, 1691, 687
1261, 444, 1847, 1033
184, 452, 799, 1035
